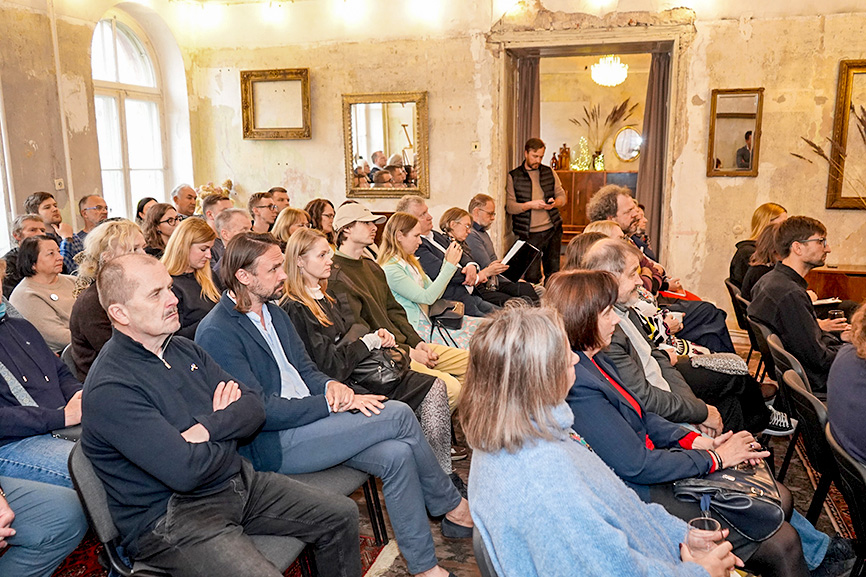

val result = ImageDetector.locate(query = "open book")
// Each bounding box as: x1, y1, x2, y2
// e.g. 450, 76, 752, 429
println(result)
501, 240, 542, 283
812, 297, 842, 306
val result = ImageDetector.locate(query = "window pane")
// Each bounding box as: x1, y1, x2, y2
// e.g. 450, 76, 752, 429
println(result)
91, 20, 117, 83
130, 170, 165, 211
125, 99, 163, 170
94, 95, 123, 170
116, 23, 155, 87
101, 170, 126, 218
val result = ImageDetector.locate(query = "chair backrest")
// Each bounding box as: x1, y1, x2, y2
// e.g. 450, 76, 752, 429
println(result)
734, 294, 761, 352
825, 423, 866, 551
746, 315, 776, 379
768, 334, 812, 393
60, 344, 77, 376
724, 278, 750, 332
473, 528, 500, 577
68, 442, 119, 544
783, 371, 836, 475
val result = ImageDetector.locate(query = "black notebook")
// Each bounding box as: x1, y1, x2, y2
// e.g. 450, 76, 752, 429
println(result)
501, 240, 541, 283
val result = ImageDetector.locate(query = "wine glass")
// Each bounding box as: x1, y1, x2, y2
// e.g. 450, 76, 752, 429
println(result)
828, 309, 846, 321
685, 516, 722, 559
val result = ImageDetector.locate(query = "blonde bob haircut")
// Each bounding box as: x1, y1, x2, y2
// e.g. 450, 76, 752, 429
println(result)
749, 202, 787, 240
459, 306, 572, 453
272, 207, 311, 243
583, 219, 624, 239
75, 219, 144, 296
161, 217, 220, 303
377, 212, 424, 275
281, 227, 334, 327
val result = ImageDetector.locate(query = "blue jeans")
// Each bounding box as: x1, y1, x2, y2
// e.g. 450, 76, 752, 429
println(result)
0, 434, 75, 488
278, 400, 462, 574
790, 509, 830, 570
0, 476, 87, 577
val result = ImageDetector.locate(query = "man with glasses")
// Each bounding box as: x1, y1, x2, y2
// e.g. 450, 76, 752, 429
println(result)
748, 216, 850, 392
248, 192, 278, 234
60, 195, 108, 274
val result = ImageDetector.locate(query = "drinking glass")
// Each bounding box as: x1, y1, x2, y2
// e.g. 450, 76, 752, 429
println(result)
828, 309, 846, 321
685, 517, 722, 558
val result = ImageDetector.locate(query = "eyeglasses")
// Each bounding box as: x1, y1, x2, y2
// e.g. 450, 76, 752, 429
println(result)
478, 207, 496, 217
256, 204, 278, 211
796, 237, 828, 247
83, 205, 109, 212
321, 213, 335, 220
452, 221, 471, 230
159, 217, 181, 226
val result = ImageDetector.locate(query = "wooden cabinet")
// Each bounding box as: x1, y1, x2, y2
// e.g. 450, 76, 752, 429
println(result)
556, 170, 637, 245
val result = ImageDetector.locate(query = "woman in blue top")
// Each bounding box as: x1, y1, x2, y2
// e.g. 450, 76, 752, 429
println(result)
461, 305, 740, 577
543, 269, 848, 577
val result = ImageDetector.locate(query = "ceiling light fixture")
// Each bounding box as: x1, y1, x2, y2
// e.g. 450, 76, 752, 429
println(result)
591, 55, 628, 87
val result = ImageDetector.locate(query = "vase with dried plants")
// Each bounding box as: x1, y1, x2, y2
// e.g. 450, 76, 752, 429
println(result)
791, 104, 866, 208
569, 98, 639, 171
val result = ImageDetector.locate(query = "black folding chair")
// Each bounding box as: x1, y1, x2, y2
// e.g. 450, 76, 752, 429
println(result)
746, 313, 776, 385
767, 334, 812, 481
725, 279, 759, 366
473, 527, 500, 577
826, 424, 866, 577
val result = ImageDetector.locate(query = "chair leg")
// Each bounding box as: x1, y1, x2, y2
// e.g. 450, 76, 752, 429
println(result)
298, 546, 318, 577
805, 473, 833, 525
368, 478, 389, 546
745, 348, 753, 364
850, 555, 864, 577
776, 425, 800, 483
755, 358, 764, 382
362, 479, 384, 546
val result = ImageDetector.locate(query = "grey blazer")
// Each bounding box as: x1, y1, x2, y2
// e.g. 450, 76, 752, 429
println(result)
604, 309, 708, 425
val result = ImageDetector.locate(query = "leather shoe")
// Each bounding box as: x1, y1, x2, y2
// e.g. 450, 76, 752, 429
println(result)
441, 517, 473, 539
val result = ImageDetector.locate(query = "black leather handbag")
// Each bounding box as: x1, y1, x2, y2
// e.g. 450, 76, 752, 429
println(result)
429, 299, 464, 330
350, 347, 409, 396
673, 460, 785, 541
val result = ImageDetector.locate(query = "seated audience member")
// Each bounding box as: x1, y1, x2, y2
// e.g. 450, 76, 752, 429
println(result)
212, 208, 253, 288
740, 222, 780, 301
268, 186, 290, 212
280, 228, 458, 480
305, 198, 337, 248
70, 219, 146, 380
388, 154, 404, 168
83, 254, 361, 577
0, 282, 88, 575
397, 195, 495, 317
581, 239, 785, 436
828, 304, 866, 464
272, 207, 311, 248
385, 165, 407, 188
142, 203, 179, 259
730, 202, 787, 288
3, 214, 47, 298
0, 261, 22, 319
631, 203, 657, 261
249, 191, 278, 234
60, 195, 108, 274
563, 231, 608, 271
371, 170, 393, 188
328, 203, 470, 412
200, 192, 233, 264
170, 183, 197, 218
24, 191, 73, 247
379, 212, 482, 349
368, 150, 386, 181
135, 197, 158, 227
465, 194, 540, 302
463, 306, 739, 577
161, 217, 219, 339
748, 216, 848, 393
440, 207, 536, 307
544, 270, 850, 577
10, 236, 75, 353
197, 234, 474, 577
352, 166, 371, 188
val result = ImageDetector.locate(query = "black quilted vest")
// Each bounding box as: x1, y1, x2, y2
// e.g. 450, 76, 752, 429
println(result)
508, 164, 562, 239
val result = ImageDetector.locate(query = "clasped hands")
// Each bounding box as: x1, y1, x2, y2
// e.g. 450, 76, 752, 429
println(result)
325, 382, 386, 417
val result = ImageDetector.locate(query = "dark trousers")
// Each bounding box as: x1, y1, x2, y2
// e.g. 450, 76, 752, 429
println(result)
524, 227, 562, 284
477, 279, 539, 306
661, 298, 735, 353
675, 362, 770, 434
131, 460, 362, 577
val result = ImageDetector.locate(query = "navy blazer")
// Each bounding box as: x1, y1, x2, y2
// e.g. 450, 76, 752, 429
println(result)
0, 316, 81, 445
196, 293, 333, 472
567, 351, 712, 501
415, 230, 476, 301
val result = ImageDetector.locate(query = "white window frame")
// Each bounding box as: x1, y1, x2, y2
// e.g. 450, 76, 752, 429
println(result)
92, 16, 170, 218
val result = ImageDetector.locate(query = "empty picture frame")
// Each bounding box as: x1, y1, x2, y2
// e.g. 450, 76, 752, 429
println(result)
241, 68, 311, 139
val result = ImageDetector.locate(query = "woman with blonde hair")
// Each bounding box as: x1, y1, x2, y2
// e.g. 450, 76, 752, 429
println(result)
379, 212, 481, 349
69, 219, 146, 380
161, 217, 219, 338
584, 219, 627, 239
142, 203, 179, 259
271, 207, 311, 248
730, 202, 787, 287
280, 228, 465, 492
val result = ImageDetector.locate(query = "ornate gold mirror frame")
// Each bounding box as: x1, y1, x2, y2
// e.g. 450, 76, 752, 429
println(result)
241, 68, 311, 140
342, 92, 429, 199
827, 59, 866, 209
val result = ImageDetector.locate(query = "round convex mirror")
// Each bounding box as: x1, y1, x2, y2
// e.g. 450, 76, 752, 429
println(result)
614, 126, 641, 162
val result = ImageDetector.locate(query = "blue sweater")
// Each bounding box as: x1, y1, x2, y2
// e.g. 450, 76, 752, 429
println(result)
469, 403, 707, 577
828, 344, 866, 464
0, 316, 81, 446
469, 403, 708, 577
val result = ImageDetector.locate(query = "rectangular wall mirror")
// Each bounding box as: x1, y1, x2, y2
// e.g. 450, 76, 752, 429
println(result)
343, 92, 429, 198
706, 88, 764, 177
827, 59, 866, 209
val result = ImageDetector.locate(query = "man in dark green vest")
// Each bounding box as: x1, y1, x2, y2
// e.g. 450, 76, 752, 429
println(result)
505, 138, 567, 284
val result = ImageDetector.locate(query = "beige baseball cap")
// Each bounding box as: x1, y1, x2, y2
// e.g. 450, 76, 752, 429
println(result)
333, 203, 386, 231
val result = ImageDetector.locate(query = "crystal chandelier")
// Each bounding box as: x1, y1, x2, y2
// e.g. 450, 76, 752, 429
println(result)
591, 55, 628, 87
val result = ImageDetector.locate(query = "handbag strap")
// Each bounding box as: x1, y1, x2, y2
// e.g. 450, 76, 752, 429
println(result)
701, 494, 712, 517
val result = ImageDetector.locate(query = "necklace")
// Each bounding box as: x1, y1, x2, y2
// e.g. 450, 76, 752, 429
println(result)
569, 429, 593, 452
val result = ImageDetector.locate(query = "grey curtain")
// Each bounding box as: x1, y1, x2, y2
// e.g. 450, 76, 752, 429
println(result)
515, 56, 540, 165
635, 52, 670, 259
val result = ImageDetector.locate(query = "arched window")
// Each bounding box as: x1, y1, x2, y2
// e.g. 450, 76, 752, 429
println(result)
91, 17, 166, 219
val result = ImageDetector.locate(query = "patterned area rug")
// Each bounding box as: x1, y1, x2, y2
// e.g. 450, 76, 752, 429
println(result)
51, 533, 385, 576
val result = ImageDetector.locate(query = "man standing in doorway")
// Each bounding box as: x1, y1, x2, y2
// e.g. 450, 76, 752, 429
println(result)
505, 138, 567, 284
